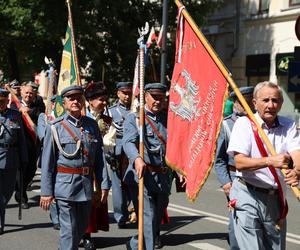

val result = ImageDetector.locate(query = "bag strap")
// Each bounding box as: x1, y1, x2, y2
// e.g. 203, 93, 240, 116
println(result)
145, 115, 166, 145
246, 115, 288, 220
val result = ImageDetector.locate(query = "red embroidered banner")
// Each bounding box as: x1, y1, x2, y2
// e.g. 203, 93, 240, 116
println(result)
166, 7, 228, 201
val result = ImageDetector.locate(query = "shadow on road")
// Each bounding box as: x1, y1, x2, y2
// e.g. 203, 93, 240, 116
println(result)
4, 222, 53, 234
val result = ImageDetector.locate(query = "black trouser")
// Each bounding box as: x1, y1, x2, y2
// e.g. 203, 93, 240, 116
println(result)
15, 139, 39, 203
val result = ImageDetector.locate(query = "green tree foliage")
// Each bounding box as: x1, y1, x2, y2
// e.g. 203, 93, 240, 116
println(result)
0, 0, 223, 92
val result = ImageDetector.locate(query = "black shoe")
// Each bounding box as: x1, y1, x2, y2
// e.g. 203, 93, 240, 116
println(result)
125, 241, 132, 250
0, 227, 3, 235
83, 239, 96, 250
53, 223, 60, 230
118, 221, 127, 229
21, 202, 29, 209
154, 236, 162, 249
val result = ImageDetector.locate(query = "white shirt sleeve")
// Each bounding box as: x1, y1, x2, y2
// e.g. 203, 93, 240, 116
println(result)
227, 116, 252, 157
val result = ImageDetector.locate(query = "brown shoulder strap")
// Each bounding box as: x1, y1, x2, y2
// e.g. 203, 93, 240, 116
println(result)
145, 115, 166, 145
60, 120, 92, 161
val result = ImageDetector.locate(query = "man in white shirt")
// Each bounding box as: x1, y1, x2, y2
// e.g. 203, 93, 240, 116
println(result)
227, 81, 300, 250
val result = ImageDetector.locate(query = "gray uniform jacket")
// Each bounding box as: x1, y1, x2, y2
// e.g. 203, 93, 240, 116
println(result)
108, 100, 131, 156
41, 113, 110, 201
214, 112, 240, 186
122, 109, 170, 193
0, 108, 28, 169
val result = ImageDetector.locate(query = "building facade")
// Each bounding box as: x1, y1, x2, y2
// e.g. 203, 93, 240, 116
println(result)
204, 0, 300, 120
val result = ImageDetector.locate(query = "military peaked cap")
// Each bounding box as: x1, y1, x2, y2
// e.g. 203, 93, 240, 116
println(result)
61, 85, 83, 97
9, 79, 21, 89
116, 81, 132, 90
230, 86, 254, 98
145, 83, 167, 93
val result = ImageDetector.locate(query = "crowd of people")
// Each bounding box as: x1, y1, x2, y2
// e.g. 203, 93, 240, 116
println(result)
0, 77, 300, 250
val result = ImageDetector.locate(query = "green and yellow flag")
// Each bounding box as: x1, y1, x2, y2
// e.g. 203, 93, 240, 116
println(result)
54, 21, 78, 117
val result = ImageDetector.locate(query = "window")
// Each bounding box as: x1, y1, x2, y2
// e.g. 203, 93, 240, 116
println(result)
290, 0, 300, 6
259, 0, 270, 13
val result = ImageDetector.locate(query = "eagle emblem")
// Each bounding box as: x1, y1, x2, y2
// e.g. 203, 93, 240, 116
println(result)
169, 69, 200, 122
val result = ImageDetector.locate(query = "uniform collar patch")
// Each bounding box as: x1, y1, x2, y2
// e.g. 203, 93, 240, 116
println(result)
66, 114, 82, 127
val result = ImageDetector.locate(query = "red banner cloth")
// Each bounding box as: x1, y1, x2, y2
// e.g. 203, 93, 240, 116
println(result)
166, 8, 227, 201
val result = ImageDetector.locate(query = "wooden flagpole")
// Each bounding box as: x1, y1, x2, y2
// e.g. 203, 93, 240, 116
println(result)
175, 0, 300, 200
138, 45, 145, 250
136, 23, 149, 250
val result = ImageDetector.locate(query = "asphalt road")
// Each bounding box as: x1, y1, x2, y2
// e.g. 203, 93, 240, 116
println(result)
1, 170, 300, 250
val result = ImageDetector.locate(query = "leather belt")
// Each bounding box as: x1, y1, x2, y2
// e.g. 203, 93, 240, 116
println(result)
228, 165, 236, 172
146, 164, 168, 174
57, 165, 91, 176
238, 177, 278, 195
0, 143, 17, 149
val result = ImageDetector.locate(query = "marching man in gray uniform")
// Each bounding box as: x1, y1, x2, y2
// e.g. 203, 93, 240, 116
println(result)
0, 88, 28, 235
108, 81, 133, 228
40, 85, 110, 250
123, 83, 170, 250
214, 86, 254, 250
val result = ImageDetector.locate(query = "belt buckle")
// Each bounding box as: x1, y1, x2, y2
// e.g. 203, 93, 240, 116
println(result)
82, 167, 89, 175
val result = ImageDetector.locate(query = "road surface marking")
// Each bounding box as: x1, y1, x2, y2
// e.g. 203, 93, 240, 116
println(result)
188, 242, 225, 250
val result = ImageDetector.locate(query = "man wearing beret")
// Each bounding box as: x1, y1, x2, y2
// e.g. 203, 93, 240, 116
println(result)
108, 82, 133, 229
214, 86, 254, 250
123, 83, 170, 250
0, 88, 28, 235
40, 85, 110, 250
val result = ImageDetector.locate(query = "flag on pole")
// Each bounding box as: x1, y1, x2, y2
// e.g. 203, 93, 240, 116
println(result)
54, 20, 78, 117
166, 6, 228, 201
156, 25, 164, 48
57, 21, 78, 94
146, 27, 156, 48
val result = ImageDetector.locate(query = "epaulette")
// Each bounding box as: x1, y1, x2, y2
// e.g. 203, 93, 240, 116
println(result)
108, 103, 117, 110
51, 116, 64, 125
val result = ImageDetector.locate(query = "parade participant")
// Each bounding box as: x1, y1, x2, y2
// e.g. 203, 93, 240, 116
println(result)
14, 83, 45, 209
227, 81, 300, 250
8, 79, 21, 97
37, 95, 60, 230
0, 88, 28, 235
80, 82, 111, 250
108, 81, 134, 229
40, 85, 110, 250
123, 83, 170, 250
214, 86, 254, 250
